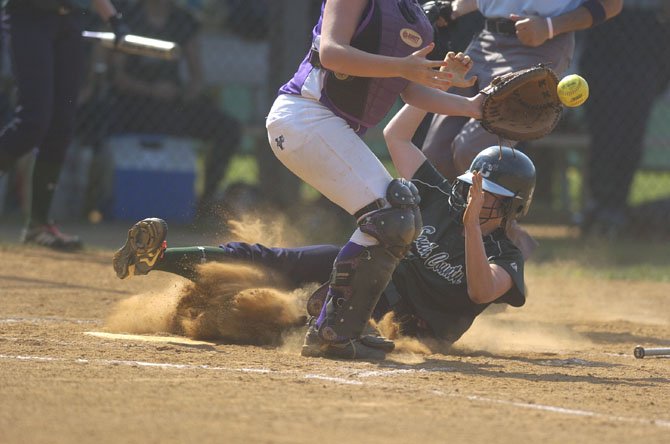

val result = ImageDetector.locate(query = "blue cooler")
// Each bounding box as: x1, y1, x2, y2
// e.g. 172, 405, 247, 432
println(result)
107, 134, 197, 223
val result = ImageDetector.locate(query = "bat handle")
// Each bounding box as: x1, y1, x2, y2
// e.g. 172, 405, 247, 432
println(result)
633, 346, 645, 359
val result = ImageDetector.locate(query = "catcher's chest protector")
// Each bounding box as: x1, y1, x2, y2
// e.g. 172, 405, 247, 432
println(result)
318, 0, 433, 129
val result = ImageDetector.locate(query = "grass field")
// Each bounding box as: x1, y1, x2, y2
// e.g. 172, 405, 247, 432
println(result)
0, 216, 668, 444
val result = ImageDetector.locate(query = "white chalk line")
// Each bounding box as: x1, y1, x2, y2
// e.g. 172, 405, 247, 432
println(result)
1, 352, 668, 429
432, 390, 670, 428
0, 353, 415, 379
304, 374, 363, 385
0, 336, 75, 347
0, 316, 100, 325
353, 367, 455, 377
0, 353, 274, 373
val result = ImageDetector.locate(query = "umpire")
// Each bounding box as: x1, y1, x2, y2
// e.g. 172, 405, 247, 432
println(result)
0, 0, 127, 250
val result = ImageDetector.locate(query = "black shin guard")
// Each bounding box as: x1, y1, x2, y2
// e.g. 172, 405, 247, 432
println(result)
318, 245, 400, 341
317, 179, 422, 342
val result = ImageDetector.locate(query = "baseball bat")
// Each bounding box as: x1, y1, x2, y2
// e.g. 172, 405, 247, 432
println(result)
82, 31, 181, 60
633, 346, 670, 359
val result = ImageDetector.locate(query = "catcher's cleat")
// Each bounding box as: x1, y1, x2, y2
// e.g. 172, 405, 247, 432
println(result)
113, 218, 168, 279
300, 323, 391, 361
21, 223, 83, 252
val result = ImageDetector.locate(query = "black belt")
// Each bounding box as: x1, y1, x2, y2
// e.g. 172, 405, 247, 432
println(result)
485, 18, 517, 36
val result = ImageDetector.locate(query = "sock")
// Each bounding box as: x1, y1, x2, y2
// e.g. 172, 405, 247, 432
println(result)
153, 246, 231, 281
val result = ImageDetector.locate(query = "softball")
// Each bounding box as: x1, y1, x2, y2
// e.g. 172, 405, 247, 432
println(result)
557, 74, 589, 107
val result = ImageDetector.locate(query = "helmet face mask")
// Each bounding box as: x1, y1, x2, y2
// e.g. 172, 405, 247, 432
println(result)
479, 192, 508, 223
455, 146, 537, 226
450, 180, 469, 213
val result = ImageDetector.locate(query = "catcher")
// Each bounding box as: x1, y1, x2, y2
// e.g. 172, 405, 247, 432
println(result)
112, 97, 536, 362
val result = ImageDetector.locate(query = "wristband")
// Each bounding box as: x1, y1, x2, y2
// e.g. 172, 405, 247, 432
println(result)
546, 17, 554, 39
582, 0, 606, 27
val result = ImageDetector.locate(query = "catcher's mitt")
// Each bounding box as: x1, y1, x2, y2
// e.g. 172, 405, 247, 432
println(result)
479, 65, 562, 141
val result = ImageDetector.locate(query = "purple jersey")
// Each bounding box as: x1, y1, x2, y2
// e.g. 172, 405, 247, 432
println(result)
279, 0, 433, 132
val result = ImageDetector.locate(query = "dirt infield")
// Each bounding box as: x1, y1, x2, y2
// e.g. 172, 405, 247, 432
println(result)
1, 228, 669, 444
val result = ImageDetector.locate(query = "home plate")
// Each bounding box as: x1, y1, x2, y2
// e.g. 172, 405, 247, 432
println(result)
85, 331, 217, 348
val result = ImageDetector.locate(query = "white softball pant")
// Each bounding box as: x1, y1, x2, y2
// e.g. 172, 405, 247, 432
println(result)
266, 94, 392, 245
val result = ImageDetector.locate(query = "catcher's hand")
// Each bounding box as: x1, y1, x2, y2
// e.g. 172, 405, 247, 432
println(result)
479, 65, 562, 141
440, 51, 477, 89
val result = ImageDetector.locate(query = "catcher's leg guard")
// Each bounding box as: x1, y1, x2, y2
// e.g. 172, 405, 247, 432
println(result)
318, 244, 399, 342
357, 178, 423, 258
306, 282, 329, 318
316, 179, 422, 342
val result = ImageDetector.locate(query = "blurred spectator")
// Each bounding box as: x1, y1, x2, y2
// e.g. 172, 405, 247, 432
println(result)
0, 0, 127, 250
579, 0, 670, 238
106, 0, 241, 214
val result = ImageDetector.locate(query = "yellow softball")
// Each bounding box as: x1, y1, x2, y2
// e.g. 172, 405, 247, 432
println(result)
557, 74, 589, 107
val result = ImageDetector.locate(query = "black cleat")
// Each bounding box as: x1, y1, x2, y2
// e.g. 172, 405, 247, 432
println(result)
21, 224, 83, 251
113, 218, 168, 279
301, 324, 391, 361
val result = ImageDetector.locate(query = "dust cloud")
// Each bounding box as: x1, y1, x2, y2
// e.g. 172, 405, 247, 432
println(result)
173, 262, 312, 345
105, 216, 315, 345
105, 262, 315, 345
225, 214, 307, 247
375, 312, 437, 357
105, 287, 182, 335
109, 216, 628, 355
452, 274, 670, 355
455, 316, 590, 354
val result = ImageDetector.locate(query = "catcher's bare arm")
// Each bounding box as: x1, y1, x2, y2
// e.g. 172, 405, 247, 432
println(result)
386, 52, 479, 177
401, 51, 482, 119
320, 0, 453, 89
321, 1, 483, 118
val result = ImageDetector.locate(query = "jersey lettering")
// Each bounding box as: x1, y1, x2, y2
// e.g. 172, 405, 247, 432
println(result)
414, 225, 465, 285
414, 226, 439, 257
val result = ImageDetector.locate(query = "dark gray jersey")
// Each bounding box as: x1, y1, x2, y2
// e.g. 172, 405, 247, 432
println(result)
391, 161, 526, 342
